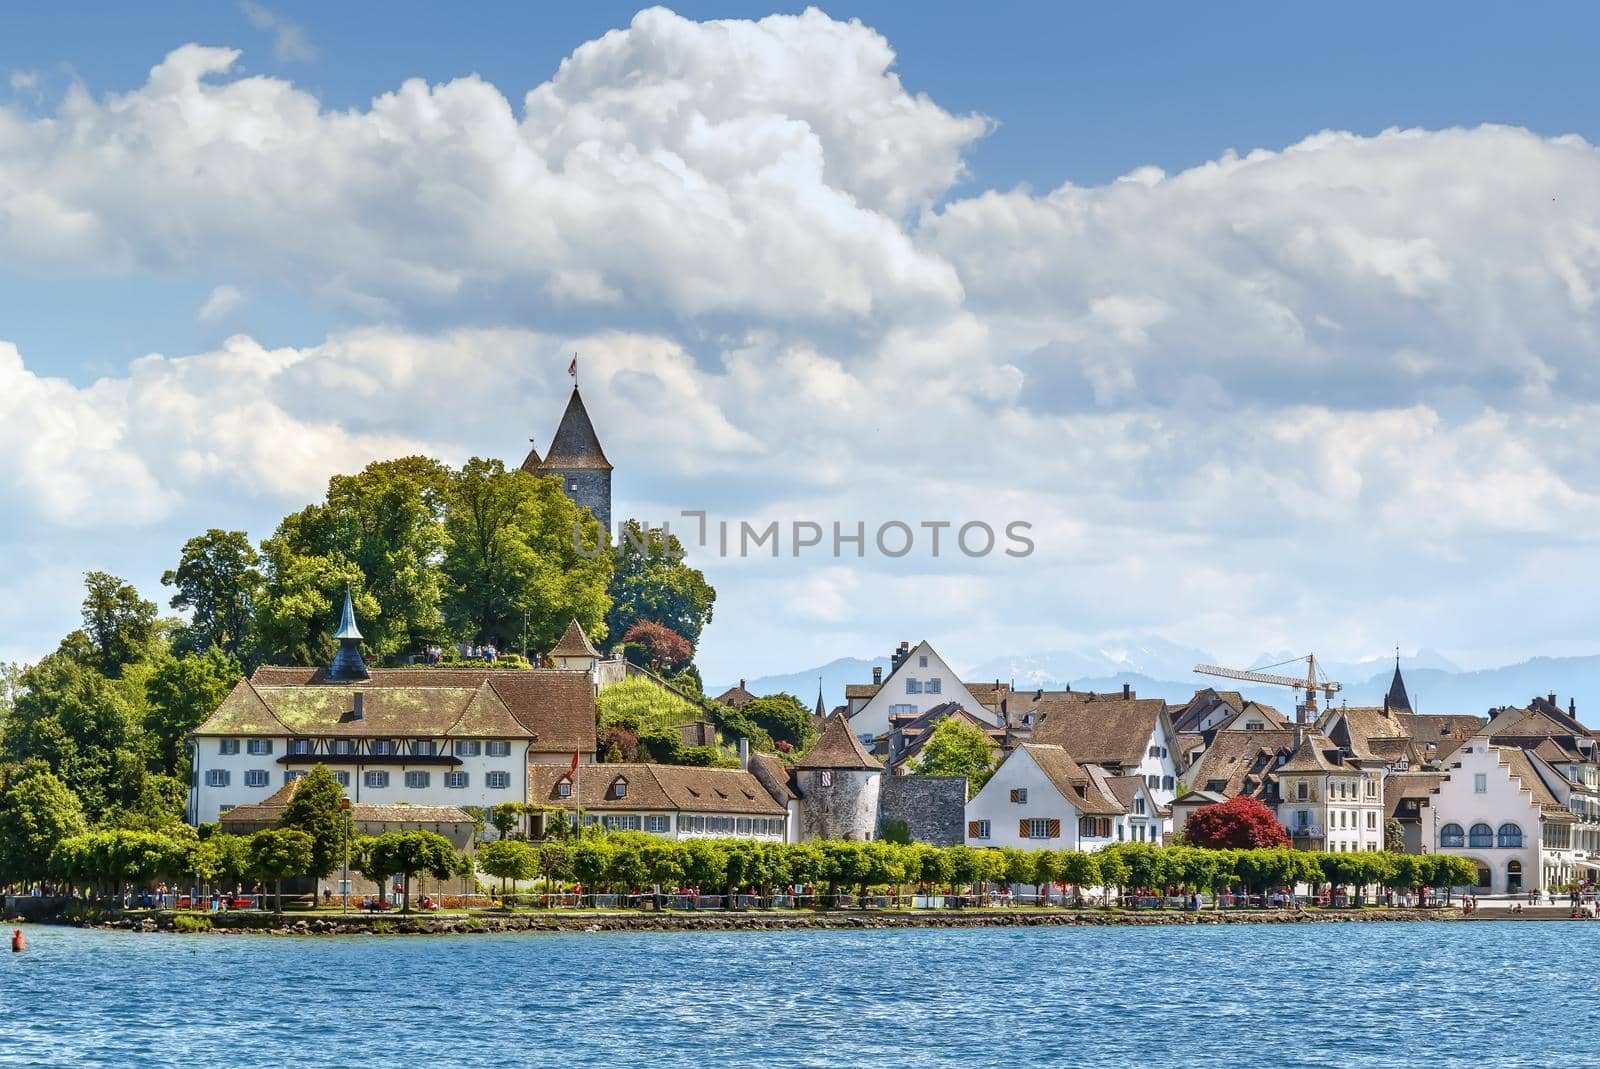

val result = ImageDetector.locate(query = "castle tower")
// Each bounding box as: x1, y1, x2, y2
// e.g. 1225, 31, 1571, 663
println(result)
327, 586, 369, 682
521, 386, 612, 532
794, 712, 883, 841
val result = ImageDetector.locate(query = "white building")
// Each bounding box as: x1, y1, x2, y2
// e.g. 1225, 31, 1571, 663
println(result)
1029, 692, 1179, 810
1427, 736, 1581, 894
1273, 732, 1388, 853
188, 592, 597, 823
844, 640, 997, 745
965, 744, 1127, 852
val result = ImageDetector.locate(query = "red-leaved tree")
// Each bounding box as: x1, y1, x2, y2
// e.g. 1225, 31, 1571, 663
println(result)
621, 621, 693, 674
1184, 796, 1290, 849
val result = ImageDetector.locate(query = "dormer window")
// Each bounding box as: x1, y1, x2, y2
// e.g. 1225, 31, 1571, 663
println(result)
557, 779, 572, 798
612, 778, 627, 799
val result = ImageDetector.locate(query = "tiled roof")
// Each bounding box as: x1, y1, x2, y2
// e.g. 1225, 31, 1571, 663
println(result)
797, 713, 883, 771
715, 683, 757, 708
965, 682, 1010, 709
527, 763, 786, 815
748, 751, 797, 801
1499, 746, 1578, 820
1275, 733, 1352, 773
532, 387, 612, 471
1181, 729, 1295, 799
1019, 744, 1124, 817
549, 618, 599, 659
1031, 696, 1166, 767
199, 668, 597, 753
1384, 771, 1445, 815
1397, 713, 1486, 762
221, 796, 472, 827
844, 683, 882, 700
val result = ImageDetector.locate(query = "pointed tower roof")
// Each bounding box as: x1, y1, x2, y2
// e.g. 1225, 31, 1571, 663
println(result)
519, 440, 543, 475
1385, 657, 1412, 713
333, 586, 362, 640
815, 685, 827, 721
539, 387, 611, 472
327, 587, 369, 682
796, 712, 882, 771
550, 617, 599, 659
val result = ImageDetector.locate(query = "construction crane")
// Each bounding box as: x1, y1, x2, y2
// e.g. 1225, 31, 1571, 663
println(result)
1192, 654, 1342, 725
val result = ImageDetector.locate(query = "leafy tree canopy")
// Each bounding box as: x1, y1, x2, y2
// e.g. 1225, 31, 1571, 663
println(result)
0, 763, 88, 883
1184, 796, 1291, 849
605, 522, 715, 648
81, 571, 159, 677
279, 765, 347, 879
162, 529, 262, 659
914, 717, 997, 798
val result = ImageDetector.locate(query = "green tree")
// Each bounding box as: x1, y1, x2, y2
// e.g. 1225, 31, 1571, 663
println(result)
1384, 818, 1407, 853
279, 765, 346, 884
143, 647, 242, 777
605, 521, 716, 648
369, 830, 460, 912
80, 571, 159, 677
739, 693, 818, 752
349, 835, 395, 904
194, 833, 251, 893
478, 839, 538, 906
162, 529, 263, 658
0, 763, 88, 884
442, 460, 613, 653
490, 802, 523, 840
913, 718, 997, 798
254, 513, 373, 667
248, 828, 314, 914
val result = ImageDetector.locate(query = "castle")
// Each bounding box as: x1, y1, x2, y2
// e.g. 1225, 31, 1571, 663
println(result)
521, 386, 612, 532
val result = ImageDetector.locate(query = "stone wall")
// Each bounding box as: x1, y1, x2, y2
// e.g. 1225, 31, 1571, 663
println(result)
797, 768, 880, 841
550, 467, 611, 532
879, 775, 967, 846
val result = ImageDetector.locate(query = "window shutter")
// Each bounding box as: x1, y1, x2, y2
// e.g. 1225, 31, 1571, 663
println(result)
1046, 819, 1061, 838
1018, 819, 1031, 838
1010, 788, 1020, 803
968, 821, 981, 839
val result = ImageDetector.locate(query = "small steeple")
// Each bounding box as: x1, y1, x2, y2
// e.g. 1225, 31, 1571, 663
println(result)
1385, 649, 1411, 714
519, 438, 543, 475
815, 679, 826, 720
327, 586, 369, 682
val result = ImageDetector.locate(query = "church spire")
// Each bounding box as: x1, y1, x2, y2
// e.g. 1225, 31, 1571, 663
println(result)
327, 586, 369, 682
815, 680, 826, 721
1385, 650, 1411, 714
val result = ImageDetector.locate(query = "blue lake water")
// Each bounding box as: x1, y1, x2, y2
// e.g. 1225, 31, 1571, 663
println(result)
0, 920, 1595, 1067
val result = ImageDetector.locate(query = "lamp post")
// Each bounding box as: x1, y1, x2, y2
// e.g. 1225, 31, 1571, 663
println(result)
340, 798, 352, 915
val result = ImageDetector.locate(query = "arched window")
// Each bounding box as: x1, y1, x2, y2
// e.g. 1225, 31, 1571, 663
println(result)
1497, 822, 1523, 848
1439, 823, 1465, 848
1468, 823, 1494, 848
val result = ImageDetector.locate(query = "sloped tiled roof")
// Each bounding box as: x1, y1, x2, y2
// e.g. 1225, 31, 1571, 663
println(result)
533, 387, 612, 471
1181, 729, 1295, 799
1499, 747, 1577, 820
1019, 744, 1125, 816
748, 751, 798, 801
844, 683, 882, 700
1384, 771, 1445, 815
1031, 696, 1166, 767
1397, 713, 1486, 762
797, 713, 882, 771
715, 683, 757, 708
549, 618, 599, 659
527, 763, 786, 815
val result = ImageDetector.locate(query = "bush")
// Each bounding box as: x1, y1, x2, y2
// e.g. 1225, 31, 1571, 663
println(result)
676, 745, 740, 769
172, 914, 212, 933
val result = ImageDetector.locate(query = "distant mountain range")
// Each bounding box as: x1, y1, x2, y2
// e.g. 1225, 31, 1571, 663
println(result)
712, 641, 1599, 727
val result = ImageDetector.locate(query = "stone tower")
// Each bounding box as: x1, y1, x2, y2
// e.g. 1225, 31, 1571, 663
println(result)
521, 386, 612, 532
794, 712, 883, 841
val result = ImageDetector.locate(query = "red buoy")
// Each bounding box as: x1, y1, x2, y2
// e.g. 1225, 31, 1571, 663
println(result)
10, 929, 23, 953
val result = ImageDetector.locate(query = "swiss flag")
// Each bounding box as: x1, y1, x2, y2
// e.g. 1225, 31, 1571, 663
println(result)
568, 353, 577, 377
569, 749, 581, 774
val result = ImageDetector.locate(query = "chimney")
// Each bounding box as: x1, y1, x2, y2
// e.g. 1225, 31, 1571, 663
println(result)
1122, 683, 1131, 700
739, 678, 745, 690
737, 737, 750, 769
872, 666, 883, 685
352, 692, 364, 720
1570, 698, 1578, 717
1548, 692, 1557, 706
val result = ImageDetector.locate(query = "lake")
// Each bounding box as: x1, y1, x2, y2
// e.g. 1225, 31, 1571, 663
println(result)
0, 920, 1593, 1067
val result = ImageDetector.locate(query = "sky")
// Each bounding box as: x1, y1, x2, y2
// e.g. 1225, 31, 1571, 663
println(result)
4, 3, 1600, 685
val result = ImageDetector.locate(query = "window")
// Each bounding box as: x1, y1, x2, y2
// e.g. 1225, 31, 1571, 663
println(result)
1245, 721, 1264, 731
289, 739, 311, 755
486, 741, 511, 757
333, 771, 350, 787
889, 704, 916, 715
1027, 818, 1058, 839
364, 771, 390, 789
455, 740, 482, 757
601, 815, 642, 831
1474, 773, 1487, 794
1365, 778, 1377, 798
1366, 811, 1376, 829
926, 678, 942, 694
1146, 774, 1159, 789
557, 779, 572, 797
1296, 810, 1310, 829
487, 771, 510, 790
1496, 822, 1523, 848
1469, 823, 1493, 848
1134, 797, 1146, 815
1439, 823, 1464, 848
1118, 824, 1126, 841
968, 820, 991, 840
645, 814, 671, 834
1162, 776, 1174, 791
285, 770, 306, 785
1297, 781, 1308, 801
445, 772, 468, 789
219, 739, 240, 755
905, 678, 923, 694
612, 778, 628, 799
244, 770, 269, 788
1075, 816, 1108, 838
405, 771, 431, 789
566, 477, 579, 493
1149, 746, 1161, 759
370, 740, 393, 756
1010, 788, 1028, 804
205, 769, 230, 787
919, 655, 928, 668
332, 739, 355, 755
247, 739, 273, 755
414, 740, 437, 757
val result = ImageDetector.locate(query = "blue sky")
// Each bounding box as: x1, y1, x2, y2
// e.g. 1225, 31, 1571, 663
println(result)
4, 4, 1600, 686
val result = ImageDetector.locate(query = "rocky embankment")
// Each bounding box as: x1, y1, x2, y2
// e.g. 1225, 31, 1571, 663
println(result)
72, 906, 1463, 936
